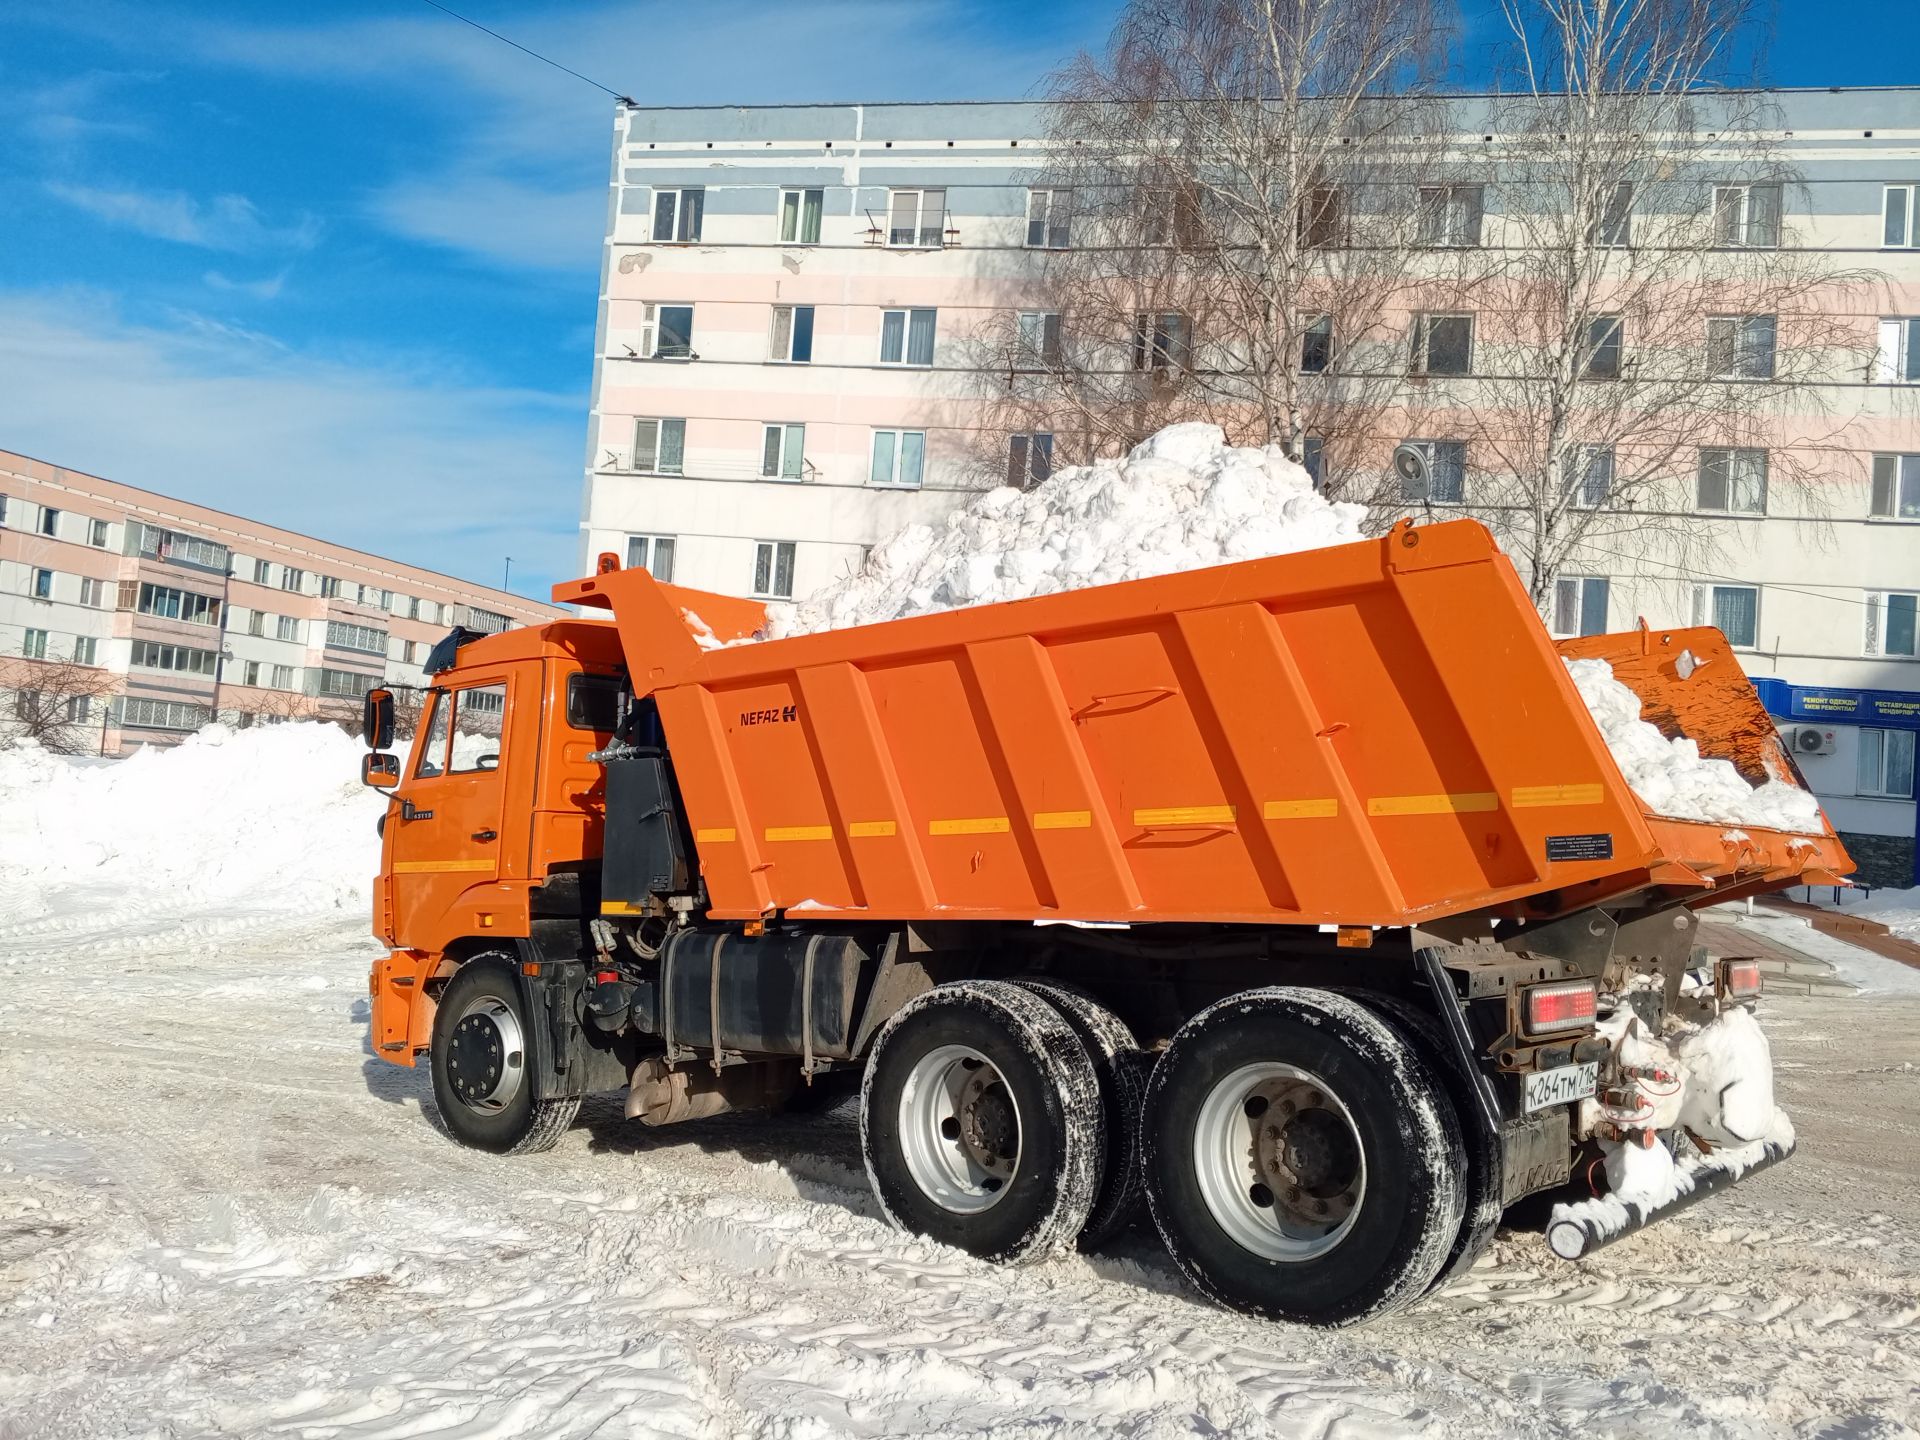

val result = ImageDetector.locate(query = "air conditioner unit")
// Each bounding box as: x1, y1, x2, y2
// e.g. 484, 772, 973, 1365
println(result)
1792, 725, 1837, 757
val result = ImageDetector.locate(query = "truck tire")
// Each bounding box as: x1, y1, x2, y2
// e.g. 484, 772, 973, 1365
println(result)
861, 980, 1103, 1265
1013, 979, 1148, 1250
1142, 987, 1465, 1326
427, 955, 581, 1155
1352, 992, 1504, 1289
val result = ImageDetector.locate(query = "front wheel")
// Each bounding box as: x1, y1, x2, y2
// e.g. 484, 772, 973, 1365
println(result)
427, 955, 580, 1155
861, 981, 1104, 1265
1143, 987, 1465, 1326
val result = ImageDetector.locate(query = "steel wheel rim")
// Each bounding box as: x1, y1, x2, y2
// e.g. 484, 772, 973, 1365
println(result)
447, 996, 526, 1114
898, 1044, 1022, 1214
1193, 1061, 1366, 1263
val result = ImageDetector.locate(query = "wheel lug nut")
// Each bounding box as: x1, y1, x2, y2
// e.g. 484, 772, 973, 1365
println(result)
1311, 1199, 1328, 1216
1277, 1100, 1296, 1117
1286, 1186, 1301, 1202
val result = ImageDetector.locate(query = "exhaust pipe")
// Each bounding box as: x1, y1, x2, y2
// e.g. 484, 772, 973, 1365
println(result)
1545, 1135, 1795, 1261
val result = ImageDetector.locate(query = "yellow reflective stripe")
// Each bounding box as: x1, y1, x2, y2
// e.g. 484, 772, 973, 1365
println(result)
1134, 805, 1236, 827
600, 900, 649, 915
1367, 792, 1499, 816
694, 827, 737, 843
765, 825, 834, 842
1263, 798, 1339, 820
1033, 810, 1092, 830
929, 816, 1010, 835
1511, 783, 1606, 808
391, 859, 496, 874
848, 820, 897, 838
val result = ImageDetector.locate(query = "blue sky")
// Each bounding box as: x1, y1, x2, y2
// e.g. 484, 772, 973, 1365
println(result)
1, 0, 1912, 599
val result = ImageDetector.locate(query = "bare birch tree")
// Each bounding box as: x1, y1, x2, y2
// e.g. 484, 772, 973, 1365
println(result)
0, 653, 119, 756
966, 0, 1451, 498
1418, 0, 1880, 617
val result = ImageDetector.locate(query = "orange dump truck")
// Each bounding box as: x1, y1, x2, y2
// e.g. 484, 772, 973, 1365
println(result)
362, 518, 1848, 1325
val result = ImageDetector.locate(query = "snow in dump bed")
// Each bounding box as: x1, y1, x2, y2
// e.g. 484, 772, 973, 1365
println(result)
0, 723, 382, 926
1564, 657, 1824, 832
765, 423, 1364, 637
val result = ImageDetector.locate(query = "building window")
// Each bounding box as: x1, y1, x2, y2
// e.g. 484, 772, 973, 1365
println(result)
72, 636, 97, 666
1026, 187, 1072, 248
639, 303, 694, 360
326, 620, 388, 654
1007, 433, 1053, 490
277, 614, 301, 642
761, 423, 806, 480
1712, 183, 1780, 247
870, 430, 926, 488
887, 187, 946, 248
1416, 183, 1484, 247
1871, 453, 1920, 519
137, 583, 220, 626
0, 495, 8, 526
770, 305, 815, 363
1570, 445, 1613, 508
279, 566, 305, 593
22, 628, 48, 659
1707, 315, 1776, 379
1697, 447, 1768, 514
467, 607, 510, 635
39, 507, 60, 537
119, 697, 209, 732
1016, 311, 1061, 369
315, 668, 377, 699
1301, 437, 1325, 489
1857, 728, 1915, 800
253, 558, 271, 584
779, 187, 823, 244
1297, 185, 1342, 247
879, 308, 937, 366
1884, 184, 1919, 250
404, 640, 419, 663
626, 534, 677, 580
633, 417, 686, 475
1592, 182, 1633, 247
139, 525, 229, 571
89, 518, 110, 547
1144, 184, 1205, 249
75, 577, 102, 608
272, 663, 295, 689
132, 640, 219, 675
1300, 314, 1334, 374
245, 610, 264, 637
31, 568, 52, 600
1402, 440, 1467, 502
1132, 311, 1193, 372
1583, 315, 1624, 379
1410, 314, 1474, 376
1694, 584, 1759, 648
753, 541, 796, 600
651, 186, 704, 242
1874, 318, 1920, 383
1552, 576, 1610, 637
319, 575, 341, 599
244, 660, 261, 687
1867, 591, 1918, 658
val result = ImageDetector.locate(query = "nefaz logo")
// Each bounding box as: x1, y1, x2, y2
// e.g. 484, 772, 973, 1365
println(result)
740, 704, 798, 727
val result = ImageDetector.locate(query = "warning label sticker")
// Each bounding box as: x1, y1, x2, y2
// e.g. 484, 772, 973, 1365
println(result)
1546, 833, 1614, 862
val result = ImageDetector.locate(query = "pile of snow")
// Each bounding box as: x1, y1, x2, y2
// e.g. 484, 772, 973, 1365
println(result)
1565, 657, 1823, 832
0, 723, 382, 923
767, 423, 1363, 637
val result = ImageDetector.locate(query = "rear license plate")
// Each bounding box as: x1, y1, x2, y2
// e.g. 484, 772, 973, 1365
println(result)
1523, 1062, 1598, 1114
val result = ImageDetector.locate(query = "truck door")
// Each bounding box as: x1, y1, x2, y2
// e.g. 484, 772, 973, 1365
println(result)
388, 673, 513, 950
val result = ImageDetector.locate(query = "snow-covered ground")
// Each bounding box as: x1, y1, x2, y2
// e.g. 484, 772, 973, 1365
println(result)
4, 733, 1920, 1438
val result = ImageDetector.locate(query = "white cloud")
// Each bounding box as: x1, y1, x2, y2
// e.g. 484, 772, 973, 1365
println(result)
0, 290, 581, 596
202, 269, 290, 301
369, 172, 605, 273
45, 184, 322, 254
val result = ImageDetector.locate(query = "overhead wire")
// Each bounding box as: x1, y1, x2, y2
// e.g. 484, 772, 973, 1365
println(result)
413, 0, 632, 105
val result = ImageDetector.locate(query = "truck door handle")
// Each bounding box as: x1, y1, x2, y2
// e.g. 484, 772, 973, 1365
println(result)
400, 800, 434, 821
471, 829, 498, 842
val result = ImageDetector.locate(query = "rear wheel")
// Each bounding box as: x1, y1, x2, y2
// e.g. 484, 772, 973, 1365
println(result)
861, 981, 1103, 1265
1013, 979, 1148, 1250
428, 955, 580, 1155
1143, 987, 1465, 1326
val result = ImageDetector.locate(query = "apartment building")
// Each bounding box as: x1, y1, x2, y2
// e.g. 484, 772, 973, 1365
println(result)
0, 448, 562, 754
582, 91, 1919, 885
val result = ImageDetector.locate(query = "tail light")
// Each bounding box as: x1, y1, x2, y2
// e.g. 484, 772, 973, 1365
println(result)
1523, 979, 1597, 1036
1720, 958, 1762, 1000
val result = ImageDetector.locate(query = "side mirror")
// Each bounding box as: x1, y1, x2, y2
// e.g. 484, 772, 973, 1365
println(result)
363, 688, 395, 750
362, 752, 401, 789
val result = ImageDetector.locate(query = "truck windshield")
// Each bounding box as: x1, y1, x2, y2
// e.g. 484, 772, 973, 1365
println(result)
415, 691, 451, 778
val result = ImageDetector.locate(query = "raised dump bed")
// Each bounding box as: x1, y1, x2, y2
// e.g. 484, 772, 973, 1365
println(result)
558, 518, 1849, 927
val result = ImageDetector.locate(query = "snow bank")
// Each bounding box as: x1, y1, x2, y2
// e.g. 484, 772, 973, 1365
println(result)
0, 724, 383, 923
767, 423, 1363, 637
1565, 658, 1823, 832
